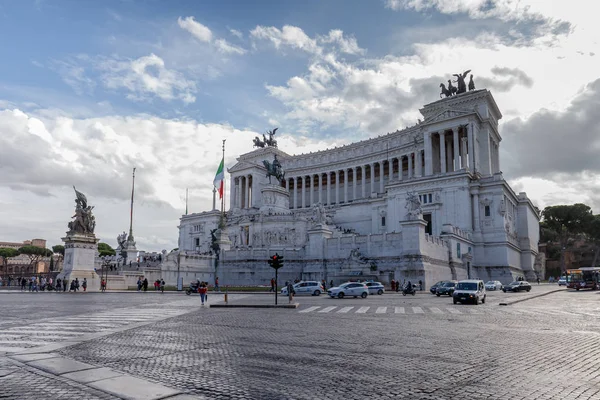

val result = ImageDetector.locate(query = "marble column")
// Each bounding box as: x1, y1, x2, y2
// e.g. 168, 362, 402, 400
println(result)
440, 132, 447, 174
388, 158, 394, 182
245, 175, 250, 209
326, 172, 331, 205
293, 177, 298, 209
344, 170, 349, 203
461, 137, 468, 169
236, 178, 242, 208
335, 170, 340, 204
416, 151, 422, 177
398, 157, 403, 181
446, 140, 453, 172
408, 153, 413, 178
379, 161, 384, 193
424, 132, 433, 176
310, 174, 315, 206
473, 192, 480, 232
352, 167, 357, 201
468, 123, 475, 171
370, 162, 375, 195
361, 166, 366, 198
301, 177, 306, 208
319, 173, 323, 204
453, 127, 460, 171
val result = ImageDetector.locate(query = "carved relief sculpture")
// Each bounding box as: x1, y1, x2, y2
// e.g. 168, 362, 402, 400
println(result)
405, 192, 423, 220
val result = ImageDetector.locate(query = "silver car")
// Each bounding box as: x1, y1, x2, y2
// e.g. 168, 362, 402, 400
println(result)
364, 281, 385, 295
281, 281, 324, 296
328, 282, 369, 299
484, 280, 502, 291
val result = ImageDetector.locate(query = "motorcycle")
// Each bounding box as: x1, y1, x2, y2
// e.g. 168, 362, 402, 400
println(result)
185, 282, 200, 295
402, 285, 416, 296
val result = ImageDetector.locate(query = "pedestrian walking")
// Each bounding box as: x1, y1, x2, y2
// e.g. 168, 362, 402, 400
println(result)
160, 279, 165, 293
143, 278, 148, 292
101, 279, 106, 292
74, 278, 80, 291
321, 279, 327, 290
419, 280, 423, 291
537, 277, 540, 285
270, 278, 275, 292
396, 280, 400, 292
82, 278, 87, 292
330, 280, 334, 289
214, 276, 220, 292
391, 279, 396, 291
137, 278, 142, 292
198, 283, 208, 305
63, 279, 68, 292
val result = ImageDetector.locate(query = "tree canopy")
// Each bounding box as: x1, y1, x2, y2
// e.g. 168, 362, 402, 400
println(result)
52, 245, 65, 255
0, 248, 20, 272
98, 242, 116, 257
17, 245, 53, 266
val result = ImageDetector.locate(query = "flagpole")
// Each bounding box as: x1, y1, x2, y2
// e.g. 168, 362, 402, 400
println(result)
128, 167, 136, 241
221, 139, 226, 214
185, 188, 188, 215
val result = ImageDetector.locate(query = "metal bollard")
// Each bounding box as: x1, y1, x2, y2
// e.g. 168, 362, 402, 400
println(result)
288, 291, 293, 303
224, 287, 228, 304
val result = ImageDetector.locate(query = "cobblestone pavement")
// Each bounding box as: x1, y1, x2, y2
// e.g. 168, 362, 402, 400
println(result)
48, 286, 599, 400
4, 286, 600, 399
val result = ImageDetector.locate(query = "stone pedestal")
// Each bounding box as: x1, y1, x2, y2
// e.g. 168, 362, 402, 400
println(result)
399, 218, 428, 255
260, 185, 290, 214
58, 233, 101, 291
123, 240, 138, 265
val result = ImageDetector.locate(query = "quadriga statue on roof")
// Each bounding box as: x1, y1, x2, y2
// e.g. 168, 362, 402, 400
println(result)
440, 70, 475, 98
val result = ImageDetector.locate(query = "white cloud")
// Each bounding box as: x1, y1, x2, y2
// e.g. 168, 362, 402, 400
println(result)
229, 28, 243, 39
320, 30, 365, 55
98, 53, 197, 103
215, 38, 246, 55
0, 107, 341, 250
251, 25, 320, 54
177, 16, 212, 43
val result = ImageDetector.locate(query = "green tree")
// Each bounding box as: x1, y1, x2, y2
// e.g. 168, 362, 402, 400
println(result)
0, 247, 19, 277
541, 204, 594, 272
18, 245, 53, 272
49, 256, 55, 272
586, 215, 600, 267
98, 242, 116, 257
52, 245, 65, 256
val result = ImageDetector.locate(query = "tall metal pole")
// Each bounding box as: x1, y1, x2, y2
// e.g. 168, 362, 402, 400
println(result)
185, 188, 188, 215
221, 139, 226, 214
128, 167, 136, 241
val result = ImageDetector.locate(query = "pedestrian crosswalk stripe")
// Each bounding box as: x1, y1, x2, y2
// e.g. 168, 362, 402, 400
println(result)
318, 306, 337, 313
337, 306, 354, 313
412, 307, 424, 314
375, 307, 387, 314
395, 307, 405, 314
299, 306, 320, 313
446, 308, 461, 314
429, 307, 443, 314
356, 306, 370, 314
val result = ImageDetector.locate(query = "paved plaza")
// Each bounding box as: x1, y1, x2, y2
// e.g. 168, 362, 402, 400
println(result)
2, 285, 600, 399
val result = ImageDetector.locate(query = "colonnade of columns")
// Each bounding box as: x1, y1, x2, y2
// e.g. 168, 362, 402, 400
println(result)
232, 175, 253, 209
286, 150, 424, 209
425, 125, 473, 175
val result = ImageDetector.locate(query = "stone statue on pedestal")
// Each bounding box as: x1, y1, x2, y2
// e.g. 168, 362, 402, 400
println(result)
263, 154, 285, 184
68, 186, 96, 235
405, 192, 423, 220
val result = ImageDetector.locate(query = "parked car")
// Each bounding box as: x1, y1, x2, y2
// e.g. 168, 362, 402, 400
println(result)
484, 280, 503, 291
328, 282, 369, 299
558, 277, 567, 286
430, 281, 446, 294
436, 281, 457, 296
281, 281, 324, 296
502, 281, 532, 292
364, 281, 385, 295
452, 279, 486, 305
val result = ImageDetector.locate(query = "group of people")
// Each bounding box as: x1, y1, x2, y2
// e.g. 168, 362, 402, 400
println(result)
153, 279, 166, 292
8, 276, 89, 293
390, 279, 422, 292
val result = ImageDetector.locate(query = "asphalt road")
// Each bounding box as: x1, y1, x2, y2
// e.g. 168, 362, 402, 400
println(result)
2, 284, 600, 399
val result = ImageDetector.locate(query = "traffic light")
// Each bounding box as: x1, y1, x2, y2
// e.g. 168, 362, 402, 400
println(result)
268, 253, 284, 270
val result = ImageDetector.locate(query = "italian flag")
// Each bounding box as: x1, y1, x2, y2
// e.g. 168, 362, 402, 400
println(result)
213, 157, 224, 199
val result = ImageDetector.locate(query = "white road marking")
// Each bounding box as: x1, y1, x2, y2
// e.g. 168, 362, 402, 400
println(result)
356, 307, 370, 314
375, 307, 387, 314
412, 307, 424, 314
318, 306, 337, 313
337, 307, 354, 313
299, 306, 321, 313
395, 307, 405, 314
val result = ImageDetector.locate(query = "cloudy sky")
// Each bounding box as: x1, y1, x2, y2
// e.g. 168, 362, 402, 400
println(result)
1, 0, 599, 252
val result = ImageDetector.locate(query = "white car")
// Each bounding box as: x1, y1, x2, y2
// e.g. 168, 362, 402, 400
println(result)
328, 282, 369, 299
364, 281, 385, 295
281, 281, 324, 296
453, 279, 486, 305
558, 277, 567, 286
484, 280, 503, 291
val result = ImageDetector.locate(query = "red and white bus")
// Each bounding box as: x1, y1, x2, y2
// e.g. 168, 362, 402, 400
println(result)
567, 267, 600, 290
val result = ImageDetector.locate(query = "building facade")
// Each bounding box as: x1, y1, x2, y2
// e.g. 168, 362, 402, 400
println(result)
0, 239, 50, 276
175, 90, 540, 287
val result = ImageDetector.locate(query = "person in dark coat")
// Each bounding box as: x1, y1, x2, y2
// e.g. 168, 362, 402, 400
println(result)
143, 278, 148, 292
